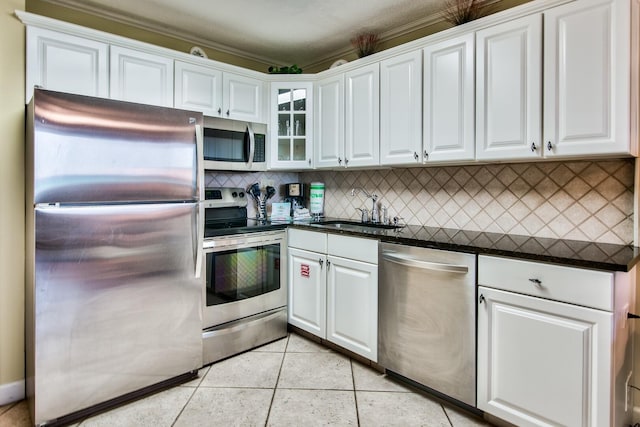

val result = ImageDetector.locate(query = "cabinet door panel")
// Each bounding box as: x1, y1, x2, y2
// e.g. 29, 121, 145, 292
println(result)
478, 287, 612, 427
423, 33, 474, 163
380, 50, 422, 165
174, 61, 222, 117
288, 248, 326, 338
345, 64, 380, 167
476, 15, 542, 160
270, 82, 313, 169
26, 27, 108, 102
110, 46, 174, 107
327, 256, 377, 361
223, 73, 263, 122
543, 0, 630, 156
315, 75, 345, 168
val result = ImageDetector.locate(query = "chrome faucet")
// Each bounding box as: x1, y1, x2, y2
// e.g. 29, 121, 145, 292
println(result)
351, 188, 379, 223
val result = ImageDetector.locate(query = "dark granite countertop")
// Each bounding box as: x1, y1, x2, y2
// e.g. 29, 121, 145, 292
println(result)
287, 219, 640, 272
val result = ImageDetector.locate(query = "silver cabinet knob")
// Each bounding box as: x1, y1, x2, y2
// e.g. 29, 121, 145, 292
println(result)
547, 141, 553, 151
217, 107, 222, 115
531, 142, 537, 152
319, 258, 323, 268
338, 157, 342, 165
226, 110, 230, 116
413, 152, 419, 161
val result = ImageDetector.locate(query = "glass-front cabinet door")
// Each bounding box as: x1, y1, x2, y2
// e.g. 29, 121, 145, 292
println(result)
270, 82, 313, 169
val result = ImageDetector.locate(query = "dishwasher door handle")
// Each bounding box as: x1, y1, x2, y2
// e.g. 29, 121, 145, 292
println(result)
382, 252, 469, 274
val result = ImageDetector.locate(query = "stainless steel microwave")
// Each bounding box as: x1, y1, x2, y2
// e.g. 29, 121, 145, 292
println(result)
202, 116, 267, 172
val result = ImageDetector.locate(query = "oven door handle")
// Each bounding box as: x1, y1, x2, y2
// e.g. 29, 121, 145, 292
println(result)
203, 234, 284, 252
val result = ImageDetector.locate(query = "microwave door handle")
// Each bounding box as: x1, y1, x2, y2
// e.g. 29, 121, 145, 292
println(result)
246, 123, 255, 169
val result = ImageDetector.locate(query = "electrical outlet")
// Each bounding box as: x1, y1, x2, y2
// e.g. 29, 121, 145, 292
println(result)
261, 178, 275, 188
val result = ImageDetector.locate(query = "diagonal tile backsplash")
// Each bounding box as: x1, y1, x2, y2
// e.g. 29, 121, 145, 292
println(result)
301, 159, 635, 245
205, 171, 301, 218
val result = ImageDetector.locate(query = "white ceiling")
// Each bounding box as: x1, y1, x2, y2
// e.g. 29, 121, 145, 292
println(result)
43, 0, 452, 69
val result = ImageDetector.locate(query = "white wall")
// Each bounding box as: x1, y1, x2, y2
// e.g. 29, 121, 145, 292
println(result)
0, 0, 26, 405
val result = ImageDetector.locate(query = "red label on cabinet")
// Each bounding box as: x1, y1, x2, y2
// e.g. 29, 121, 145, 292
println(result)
300, 264, 310, 278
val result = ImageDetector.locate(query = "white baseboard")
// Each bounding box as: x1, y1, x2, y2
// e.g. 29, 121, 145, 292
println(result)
0, 379, 25, 406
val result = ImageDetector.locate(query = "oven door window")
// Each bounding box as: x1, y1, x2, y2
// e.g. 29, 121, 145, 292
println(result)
205, 243, 280, 306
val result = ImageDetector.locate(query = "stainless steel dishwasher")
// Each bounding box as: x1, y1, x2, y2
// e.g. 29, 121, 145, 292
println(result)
378, 242, 477, 407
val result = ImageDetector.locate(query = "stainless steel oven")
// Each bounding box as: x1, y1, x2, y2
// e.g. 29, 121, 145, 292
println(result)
201, 187, 287, 365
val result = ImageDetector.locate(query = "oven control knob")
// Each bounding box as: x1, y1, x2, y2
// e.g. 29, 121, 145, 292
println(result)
239, 192, 245, 198
232, 191, 238, 198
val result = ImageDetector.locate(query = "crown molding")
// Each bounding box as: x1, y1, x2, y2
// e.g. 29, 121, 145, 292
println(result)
37, 0, 282, 66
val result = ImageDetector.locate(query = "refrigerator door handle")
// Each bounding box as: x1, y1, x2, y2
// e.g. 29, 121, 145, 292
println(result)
195, 124, 204, 279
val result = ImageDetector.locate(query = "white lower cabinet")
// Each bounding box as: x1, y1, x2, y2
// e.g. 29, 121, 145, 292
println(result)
477, 255, 633, 427
287, 229, 378, 361
326, 254, 378, 361
288, 247, 326, 337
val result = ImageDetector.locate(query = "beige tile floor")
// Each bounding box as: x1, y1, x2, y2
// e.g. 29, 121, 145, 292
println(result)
0, 333, 491, 426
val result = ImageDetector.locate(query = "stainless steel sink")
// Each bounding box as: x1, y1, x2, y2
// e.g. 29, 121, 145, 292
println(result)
315, 220, 401, 231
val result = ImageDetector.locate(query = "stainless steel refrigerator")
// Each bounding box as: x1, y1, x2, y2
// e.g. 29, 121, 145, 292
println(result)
25, 89, 204, 426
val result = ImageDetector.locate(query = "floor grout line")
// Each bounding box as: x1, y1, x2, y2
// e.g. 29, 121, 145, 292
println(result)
350, 359, 361, 427
170, 382, 199, 427
263, 333, 290, 426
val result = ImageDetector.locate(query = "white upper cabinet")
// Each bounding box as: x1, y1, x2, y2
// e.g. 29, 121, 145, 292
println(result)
174, 61, 222, 117
270, 82, 313, 169
110, 45, 174, 107
543, 0, 631, 157
26, 27, 108, 102
380, 50, 423, 165
314, 74, 345, 168
423, 33, 475, 163
345, 63, 380, 168
175, 61, 264, 122
476, 14, 542, 161
223, 73, 263, 122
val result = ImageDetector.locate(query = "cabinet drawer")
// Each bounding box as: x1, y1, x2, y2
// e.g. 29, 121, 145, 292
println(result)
328, 234, 378, 264
478, 255, 613, 311
288, 229, 327, 253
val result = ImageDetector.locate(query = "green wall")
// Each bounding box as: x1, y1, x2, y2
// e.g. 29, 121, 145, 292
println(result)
0, 0, 26, 400
25, 0, 272, 72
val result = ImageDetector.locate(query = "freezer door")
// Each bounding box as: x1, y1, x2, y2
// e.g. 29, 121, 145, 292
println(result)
28, 89, 203, 204
30, 203, 202, 424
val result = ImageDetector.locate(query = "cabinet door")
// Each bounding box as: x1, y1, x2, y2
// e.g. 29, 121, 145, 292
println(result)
270, 82, 313, 169
477, 286, 612, 427
314, 74, 345, 169
26, 27, 108, 102
288, 248, 326, 338
543, 0, 631, 157
476, 14, 542, 161
110, 46, 174, 107
223, 73, 263, 122
326, 255, 378, 361
380, 50, 423, 165
423, 33, 475, 163
345, 63, 380, 167
174, 61, 222, 117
